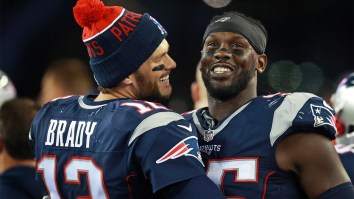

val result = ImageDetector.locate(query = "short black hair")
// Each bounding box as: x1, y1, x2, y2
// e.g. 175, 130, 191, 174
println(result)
0, 98, 40, 159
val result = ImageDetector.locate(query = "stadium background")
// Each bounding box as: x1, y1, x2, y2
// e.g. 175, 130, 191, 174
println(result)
1, 0, 353, 113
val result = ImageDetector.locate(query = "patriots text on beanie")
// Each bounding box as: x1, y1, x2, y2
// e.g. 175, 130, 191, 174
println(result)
73, 0, 167, 88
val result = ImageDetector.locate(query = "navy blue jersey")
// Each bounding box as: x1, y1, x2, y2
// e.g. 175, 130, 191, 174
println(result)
183, 92, 336, 199
0, 166, 46, 199
335, 144, 354, 183
29, 95, 205, 199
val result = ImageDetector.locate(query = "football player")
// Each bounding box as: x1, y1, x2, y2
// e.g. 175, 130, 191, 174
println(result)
28, 0, 225, 198
183, 11, 354, 198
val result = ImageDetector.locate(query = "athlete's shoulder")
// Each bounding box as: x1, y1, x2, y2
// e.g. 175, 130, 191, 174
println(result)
181, 109, 198, 120
116, 99, 187, 143
258, 92, 319, 104
263, 92, 335, 121
118, 99, 171, 113
117, 99, 181, 122
267, 92, 337, 145
45, 95, 81, 106
32, 95, 81, 122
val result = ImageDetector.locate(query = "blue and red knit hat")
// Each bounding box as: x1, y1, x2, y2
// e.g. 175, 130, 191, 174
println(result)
73, 0, 167, 88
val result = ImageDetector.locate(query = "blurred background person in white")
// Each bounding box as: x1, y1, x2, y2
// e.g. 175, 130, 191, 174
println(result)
0, 70, 16, 107
331, 72, 354, 183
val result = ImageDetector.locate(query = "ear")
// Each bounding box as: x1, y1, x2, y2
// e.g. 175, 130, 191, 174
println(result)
256, 54, 267, 73
121, 75, 133, 85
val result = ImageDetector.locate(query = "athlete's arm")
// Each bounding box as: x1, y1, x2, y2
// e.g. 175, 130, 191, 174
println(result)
276, 132, 353, 199
156, 175, 226, 199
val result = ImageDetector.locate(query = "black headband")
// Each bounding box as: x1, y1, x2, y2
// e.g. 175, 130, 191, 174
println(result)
202, 13, 267, 54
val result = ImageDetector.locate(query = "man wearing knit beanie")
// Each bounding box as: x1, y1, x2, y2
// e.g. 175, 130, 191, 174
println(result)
28, 0, 225, 198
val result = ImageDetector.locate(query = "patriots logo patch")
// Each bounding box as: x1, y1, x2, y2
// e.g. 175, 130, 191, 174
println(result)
310, 104, 336, 130
156, 136, 204, 166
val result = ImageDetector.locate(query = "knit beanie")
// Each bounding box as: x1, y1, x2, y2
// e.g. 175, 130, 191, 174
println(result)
73, 0, 167, 88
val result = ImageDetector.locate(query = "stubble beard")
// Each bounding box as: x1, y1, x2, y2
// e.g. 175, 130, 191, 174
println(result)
202, 67, 255, 101
135, 72, 170, 104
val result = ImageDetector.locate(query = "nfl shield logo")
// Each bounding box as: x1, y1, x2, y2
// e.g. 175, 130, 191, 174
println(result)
204, 130, 214, 142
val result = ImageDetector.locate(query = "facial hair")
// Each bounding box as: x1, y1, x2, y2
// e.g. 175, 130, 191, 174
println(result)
134, 71, 170, 104
202, 67, 255, 101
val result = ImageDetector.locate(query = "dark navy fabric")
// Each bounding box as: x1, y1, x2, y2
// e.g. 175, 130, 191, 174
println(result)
183, 92, 337, 199
0, 166, 46, 199
336, 144, 354, 183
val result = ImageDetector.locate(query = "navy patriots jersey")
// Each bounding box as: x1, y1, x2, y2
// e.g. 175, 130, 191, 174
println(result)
335, 144, 354, 183
183, 92, 337, 199
29, 95, 204, 199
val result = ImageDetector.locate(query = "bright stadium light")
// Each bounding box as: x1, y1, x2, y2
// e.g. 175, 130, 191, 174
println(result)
203, 0, 232, 8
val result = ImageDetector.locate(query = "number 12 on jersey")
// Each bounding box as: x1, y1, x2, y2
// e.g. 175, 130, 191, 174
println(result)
37, 155, 110, 199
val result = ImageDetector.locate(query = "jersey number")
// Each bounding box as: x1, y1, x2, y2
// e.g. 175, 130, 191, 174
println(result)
37, 155, 109, 199
121, 101, 168, 114
206, 158, 258, 199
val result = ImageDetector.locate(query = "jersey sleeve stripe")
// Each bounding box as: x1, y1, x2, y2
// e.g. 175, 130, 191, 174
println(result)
269, 92, 316, 146
128, 112, 184, 146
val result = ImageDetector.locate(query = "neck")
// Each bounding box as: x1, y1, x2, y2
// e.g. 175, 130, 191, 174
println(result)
95, 85, 136, 102
0, 151, 35, 173
208, 87, 257, 122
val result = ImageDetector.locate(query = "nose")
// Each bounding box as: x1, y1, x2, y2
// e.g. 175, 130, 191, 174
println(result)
214, 47, 231, 60
164, 54, 176, 70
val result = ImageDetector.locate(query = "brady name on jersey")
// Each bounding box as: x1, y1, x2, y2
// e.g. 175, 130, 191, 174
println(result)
44, 119, 97, 148
29, 95, 205, 198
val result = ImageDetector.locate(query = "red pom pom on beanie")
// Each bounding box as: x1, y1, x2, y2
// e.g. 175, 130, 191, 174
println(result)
72, 0, 167, 87
73, 0, 105, 28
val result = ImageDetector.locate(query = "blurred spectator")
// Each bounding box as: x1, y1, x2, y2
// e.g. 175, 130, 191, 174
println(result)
0, 98, 45, 198
191, 62, 208, 109
0, 70, 16, 107
331, 72, 354, 183
37, 58, 95, 106
332, 72, 354, 144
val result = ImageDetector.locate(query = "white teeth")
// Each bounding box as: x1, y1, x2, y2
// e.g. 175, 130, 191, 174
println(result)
160, 75, 169, 81
213, 67, 231, 73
